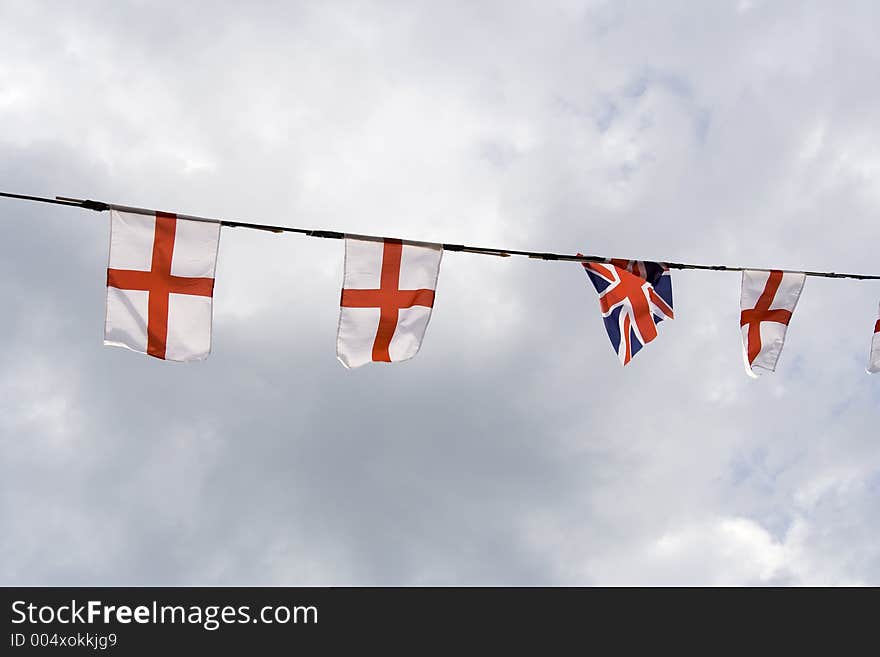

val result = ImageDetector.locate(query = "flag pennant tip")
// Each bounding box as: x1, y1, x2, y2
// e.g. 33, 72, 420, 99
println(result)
739, 270, 805, 377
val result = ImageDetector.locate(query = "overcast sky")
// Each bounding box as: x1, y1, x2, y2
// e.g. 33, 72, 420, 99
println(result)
2, 0, 879, 585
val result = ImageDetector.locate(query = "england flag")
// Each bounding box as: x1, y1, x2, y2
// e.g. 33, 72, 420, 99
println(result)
337, 236, 442, 368
105, 209, 220, 361
869, 304, 880, 374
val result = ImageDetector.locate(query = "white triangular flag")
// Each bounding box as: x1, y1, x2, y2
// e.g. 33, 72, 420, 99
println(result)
105, 210, 220, 361
740, 270, 805, 376
337, 236, 442, 368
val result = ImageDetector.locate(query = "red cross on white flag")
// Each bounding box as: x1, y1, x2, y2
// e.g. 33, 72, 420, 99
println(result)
868, 304, 880, 374
337, 237, 442, 368
740, 269, 805, 377
104, 210, 220, 361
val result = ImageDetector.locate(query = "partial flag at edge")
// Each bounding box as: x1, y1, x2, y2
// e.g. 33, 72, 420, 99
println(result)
580, 257, 674, 366
868, 303, 880, 374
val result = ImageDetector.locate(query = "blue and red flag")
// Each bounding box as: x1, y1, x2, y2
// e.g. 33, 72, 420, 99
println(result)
581, 258, 674, 365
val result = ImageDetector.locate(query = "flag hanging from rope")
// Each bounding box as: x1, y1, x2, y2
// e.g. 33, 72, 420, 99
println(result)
337, 236, 442, 368
740, 270, 805, 376
104, 210, 220, 361
580, 258, 674, 365
868, 304, 880, 374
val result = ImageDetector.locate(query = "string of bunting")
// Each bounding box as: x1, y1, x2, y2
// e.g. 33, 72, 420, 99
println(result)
2, 190, 879, 374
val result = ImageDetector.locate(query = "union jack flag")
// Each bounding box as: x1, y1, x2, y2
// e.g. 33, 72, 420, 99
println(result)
581, 258, 674, 365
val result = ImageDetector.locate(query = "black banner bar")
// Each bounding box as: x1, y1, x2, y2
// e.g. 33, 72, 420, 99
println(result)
1, 586, 872, 653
